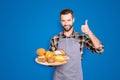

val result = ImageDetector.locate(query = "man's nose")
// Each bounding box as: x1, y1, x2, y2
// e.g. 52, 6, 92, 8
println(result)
65, 21, 68, 25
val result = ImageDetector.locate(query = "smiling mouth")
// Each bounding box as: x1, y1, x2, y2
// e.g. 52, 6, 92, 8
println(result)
64, 26, 70, 29
64, 25, 70, 28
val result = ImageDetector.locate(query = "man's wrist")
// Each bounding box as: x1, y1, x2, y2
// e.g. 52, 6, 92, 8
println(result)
87, 31, 93, 36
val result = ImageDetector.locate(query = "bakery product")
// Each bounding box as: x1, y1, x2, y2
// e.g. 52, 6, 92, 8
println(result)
36, 48, 46, 56
54, 48, 66, 56
54, 55, 67, 62
38, 56, 46, 62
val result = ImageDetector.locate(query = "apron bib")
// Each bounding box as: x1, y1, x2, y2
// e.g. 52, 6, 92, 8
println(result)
54, 35, 83, 80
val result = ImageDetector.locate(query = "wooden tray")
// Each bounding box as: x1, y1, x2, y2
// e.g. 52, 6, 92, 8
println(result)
35, 56, 69, 66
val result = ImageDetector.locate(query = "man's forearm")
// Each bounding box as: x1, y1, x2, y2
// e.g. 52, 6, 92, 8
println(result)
88, 32, 102, 48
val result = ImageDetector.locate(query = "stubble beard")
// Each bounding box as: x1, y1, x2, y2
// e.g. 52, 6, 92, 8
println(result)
63, 25, 73, 32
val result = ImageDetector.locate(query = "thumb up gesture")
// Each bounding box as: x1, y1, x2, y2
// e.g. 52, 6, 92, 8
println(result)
81, 20, 92, 35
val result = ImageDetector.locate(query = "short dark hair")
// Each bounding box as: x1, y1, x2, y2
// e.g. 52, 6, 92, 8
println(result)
60, 9, 74, 18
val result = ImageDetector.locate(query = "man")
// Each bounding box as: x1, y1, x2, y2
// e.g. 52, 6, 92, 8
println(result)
50, 9, 104, 80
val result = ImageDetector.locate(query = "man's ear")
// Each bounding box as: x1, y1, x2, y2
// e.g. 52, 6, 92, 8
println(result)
73, 18, 75, 23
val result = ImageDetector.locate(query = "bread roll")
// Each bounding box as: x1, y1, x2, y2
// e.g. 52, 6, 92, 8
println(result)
38, 56, 46, 62
45, 51, 54, 59
36, 48, 46, 56
54, 55, 66, 62
54, 48, 66, 56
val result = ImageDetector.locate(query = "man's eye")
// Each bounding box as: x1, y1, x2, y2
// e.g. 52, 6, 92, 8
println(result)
68, 20, 71, 21
61, 20, 65, 22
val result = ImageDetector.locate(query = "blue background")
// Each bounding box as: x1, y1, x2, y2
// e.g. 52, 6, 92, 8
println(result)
0, 0, 120, 80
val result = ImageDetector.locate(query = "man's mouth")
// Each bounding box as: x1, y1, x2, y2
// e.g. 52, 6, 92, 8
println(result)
64, 25, 70, 28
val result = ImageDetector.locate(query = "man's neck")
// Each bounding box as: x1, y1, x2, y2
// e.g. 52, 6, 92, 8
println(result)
64, 28, 74, 37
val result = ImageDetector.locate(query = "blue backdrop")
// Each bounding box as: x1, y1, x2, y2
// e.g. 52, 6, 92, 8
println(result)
0, 0, 120, 80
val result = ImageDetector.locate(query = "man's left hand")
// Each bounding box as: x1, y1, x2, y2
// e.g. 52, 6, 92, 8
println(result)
81, 20, 92, 35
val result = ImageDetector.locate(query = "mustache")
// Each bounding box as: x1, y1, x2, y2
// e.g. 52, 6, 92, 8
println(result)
64, 25, 71, 26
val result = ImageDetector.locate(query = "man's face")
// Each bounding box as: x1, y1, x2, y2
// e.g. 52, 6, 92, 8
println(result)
60, 13, 74, 32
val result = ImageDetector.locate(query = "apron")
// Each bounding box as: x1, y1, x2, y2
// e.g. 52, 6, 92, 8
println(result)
54, 35, 83, 80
